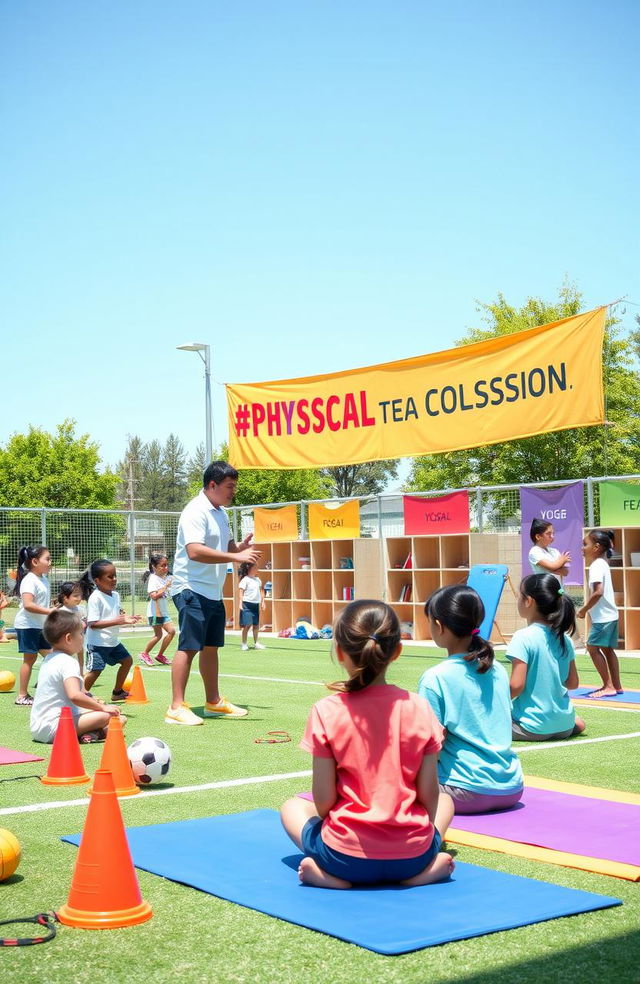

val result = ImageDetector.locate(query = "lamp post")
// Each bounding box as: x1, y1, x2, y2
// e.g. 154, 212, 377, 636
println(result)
176, 342, 213, 464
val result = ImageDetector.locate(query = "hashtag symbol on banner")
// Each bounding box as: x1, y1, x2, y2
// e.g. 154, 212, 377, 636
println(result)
235, 404, 251, 437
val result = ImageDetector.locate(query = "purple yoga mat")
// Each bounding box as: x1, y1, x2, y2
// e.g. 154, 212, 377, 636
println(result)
0, 746, 44, 765
450, 787, 640, 866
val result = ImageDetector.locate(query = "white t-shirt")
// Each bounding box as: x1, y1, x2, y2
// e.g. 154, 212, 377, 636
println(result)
239, 576, 262, 605
588, 558, 618, 623
86, 589, 121, 647
14, 573, 50, 629
171, 490, 231, 601
147, 573, 170, 619
30, 651, 83, 743
528, 545, 564, 582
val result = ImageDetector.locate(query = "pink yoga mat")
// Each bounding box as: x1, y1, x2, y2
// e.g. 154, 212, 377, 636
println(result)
0, 746, 44, 765
450, 787, 640, 866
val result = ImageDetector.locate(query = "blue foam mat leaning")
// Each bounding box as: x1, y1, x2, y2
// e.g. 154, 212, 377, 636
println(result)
62, 809, 620, 955
466, 564, 508, 641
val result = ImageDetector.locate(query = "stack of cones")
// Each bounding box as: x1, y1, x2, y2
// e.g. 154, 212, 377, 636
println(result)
41, 707, 89, 786
57, 768, 153, 929
125, 666, 149, 704
92, 716, 139, 797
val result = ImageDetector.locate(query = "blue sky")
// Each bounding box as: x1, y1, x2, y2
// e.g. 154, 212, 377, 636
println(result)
1, 0, 638, 482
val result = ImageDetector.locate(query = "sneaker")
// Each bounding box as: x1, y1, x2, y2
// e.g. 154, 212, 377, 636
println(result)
203, 696, 248, 718
241, 643, 249, 651
111, 689, 129, 701
155, 654, 172, 665
164, 704, 204, 726
139, 652, 154, 666
253, 643, 266, 650
14, 694, 34, 706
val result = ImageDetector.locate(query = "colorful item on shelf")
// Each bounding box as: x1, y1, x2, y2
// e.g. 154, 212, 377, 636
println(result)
520, 481, 585, 586
308, 501, 361, 541
403, 492, 470, 535
253, 506, 298, 542
599, 481, 640, 527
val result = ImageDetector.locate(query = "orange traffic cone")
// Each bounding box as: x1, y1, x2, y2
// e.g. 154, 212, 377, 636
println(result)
41, 707, 89, 786
125, 666, 149, 705
57, 768, 153, 929
92, 715, 139, 797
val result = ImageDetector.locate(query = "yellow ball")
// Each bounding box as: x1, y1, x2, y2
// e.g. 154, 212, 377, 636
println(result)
0, 670, 15, 693
123, 672, 134, 693
0, 828, 21, 881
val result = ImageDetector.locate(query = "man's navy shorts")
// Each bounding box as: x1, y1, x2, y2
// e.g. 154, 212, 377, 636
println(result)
173, 589, 226, 652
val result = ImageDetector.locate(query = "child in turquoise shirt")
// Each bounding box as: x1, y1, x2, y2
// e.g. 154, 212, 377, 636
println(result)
508, 573, 586, 742
418, 584, 523, 814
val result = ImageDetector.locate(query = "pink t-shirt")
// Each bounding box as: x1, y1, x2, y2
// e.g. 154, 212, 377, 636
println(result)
301, 684, 443, 859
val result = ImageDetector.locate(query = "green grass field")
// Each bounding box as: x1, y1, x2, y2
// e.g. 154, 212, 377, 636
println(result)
0, 635, 639, 984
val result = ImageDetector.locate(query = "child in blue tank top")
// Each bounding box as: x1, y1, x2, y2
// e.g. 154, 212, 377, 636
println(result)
418, 584, 524, 814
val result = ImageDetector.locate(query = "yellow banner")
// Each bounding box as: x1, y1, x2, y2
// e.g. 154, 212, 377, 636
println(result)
253, 505, 298, 542
227, 308, 606, 469
308, 501, 361, 540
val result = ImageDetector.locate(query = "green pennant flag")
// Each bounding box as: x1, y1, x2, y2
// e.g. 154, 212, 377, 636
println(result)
599, 481, 640, 527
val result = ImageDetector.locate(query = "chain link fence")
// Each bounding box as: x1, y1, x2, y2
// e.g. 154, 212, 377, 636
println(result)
1, 474, 637, 624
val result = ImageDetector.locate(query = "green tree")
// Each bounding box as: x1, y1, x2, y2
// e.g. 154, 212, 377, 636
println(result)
321, 461, 400, 498
139, 439, 166, 510
163, 433, 188, 510
407, 283, 640, 491
116, 434, 145, 509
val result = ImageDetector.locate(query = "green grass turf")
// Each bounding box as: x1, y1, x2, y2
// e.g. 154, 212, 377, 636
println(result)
0, 636, 639, 983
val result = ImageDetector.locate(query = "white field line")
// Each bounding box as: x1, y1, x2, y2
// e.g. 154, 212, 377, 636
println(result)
517, 731, 640, 752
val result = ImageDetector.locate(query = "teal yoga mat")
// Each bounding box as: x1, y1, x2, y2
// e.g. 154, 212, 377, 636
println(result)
62, 809, 621, 954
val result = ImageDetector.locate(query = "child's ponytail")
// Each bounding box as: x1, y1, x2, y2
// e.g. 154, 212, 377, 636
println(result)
13, 545, 48, 597
588, 529, 615, 559
425, 584, 494, 674
329, 600, 401, 694
520, 573, 576, 652
78, 558, 113, 601
142, 552, 166, 585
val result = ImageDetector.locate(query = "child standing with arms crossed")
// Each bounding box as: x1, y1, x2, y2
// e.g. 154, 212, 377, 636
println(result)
80, 559, 141, 700
578, 529, 622, 697
418, 585, 524, 814
281, 600, 454, 889
528, 519, 571, 582
13, 545, 54, 705
237, 561, 265, 651
139, 553, 175, 666
30, 610, 123, 744
508, 573, 585, 741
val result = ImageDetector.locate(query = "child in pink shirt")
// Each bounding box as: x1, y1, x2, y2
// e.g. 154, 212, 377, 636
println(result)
280, 599, 454, 889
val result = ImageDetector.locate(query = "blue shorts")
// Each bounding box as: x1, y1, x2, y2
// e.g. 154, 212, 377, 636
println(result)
173, 590, 225, 651
86, 643, 131, 672
239, 602, 260, 627
16, 628, 49, 654
588, 619, 618, 647
148, 615, 172, 626
301, 817, 442, 885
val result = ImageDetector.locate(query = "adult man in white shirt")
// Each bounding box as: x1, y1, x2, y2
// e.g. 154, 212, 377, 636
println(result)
165, 461, 260, 725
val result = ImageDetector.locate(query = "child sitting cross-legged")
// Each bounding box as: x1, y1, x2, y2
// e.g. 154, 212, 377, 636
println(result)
30, 609, 124, 745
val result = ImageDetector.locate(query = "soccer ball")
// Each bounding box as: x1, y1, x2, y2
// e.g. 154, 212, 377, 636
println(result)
127, 737, 171, 786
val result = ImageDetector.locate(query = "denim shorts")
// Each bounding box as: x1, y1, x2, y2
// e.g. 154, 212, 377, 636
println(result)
173, 590, 225, 651
148, 615, 172, 626
16, 628, 49, 654
86, 643, 131, 672
588, 619, 618, 648
239, 602, 260, 627
301, 817, 442, 885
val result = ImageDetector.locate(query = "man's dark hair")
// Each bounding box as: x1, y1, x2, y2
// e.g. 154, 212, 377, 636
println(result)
203, 461, 238, 487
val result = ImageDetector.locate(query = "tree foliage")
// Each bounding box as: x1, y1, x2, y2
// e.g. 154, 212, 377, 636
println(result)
407, 283, 640, 491
117, 433, 189, 511
320, 461, 399, 498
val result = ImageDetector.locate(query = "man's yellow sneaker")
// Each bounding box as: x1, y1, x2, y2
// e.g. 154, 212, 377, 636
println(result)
203, 696, 248, 718
164, 704, 204, 725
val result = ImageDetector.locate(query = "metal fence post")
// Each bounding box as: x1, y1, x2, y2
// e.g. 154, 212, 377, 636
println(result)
475, 488, 483, 533
41, 508, 47, 546
587, 477, 595, 527
301, 501, 307, 541
128, 511, 136, 616
377, 495, 383, 540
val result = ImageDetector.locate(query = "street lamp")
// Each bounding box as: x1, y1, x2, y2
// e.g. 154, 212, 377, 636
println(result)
176, 342, 213, 465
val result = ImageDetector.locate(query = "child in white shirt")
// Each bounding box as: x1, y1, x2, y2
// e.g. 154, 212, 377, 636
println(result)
139, 553, 175, 666
578, 529, 621, 697
13, 545, 55, 705
79, 559, 141, 700
238, 561, 265, 652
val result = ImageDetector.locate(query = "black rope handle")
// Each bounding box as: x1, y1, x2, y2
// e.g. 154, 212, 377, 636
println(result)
0, 912, 58, 946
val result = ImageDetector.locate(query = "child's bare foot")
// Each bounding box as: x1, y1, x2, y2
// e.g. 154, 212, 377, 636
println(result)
400, 852, 455, 887
589, 687, 617, 698
298, 857, 351, 890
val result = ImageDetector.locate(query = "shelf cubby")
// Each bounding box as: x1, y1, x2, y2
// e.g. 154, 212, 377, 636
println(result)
311, 541, 332, 570
273, 601, 292, 634
312, 570, 333, 601
387, 569, 412, 605
386, 537, 412, 571
333, 570, 355, 602
291, 540, 312, 568
273, 571, 291, 600
623, 528, 640, 568
413, 538, 440, 570
272, 542, 291, 570
413, 570, 440, 608
441, 534, 470, 570
413, 604, 432, 641
624, 570, 640, 608
332, 541, 354, 570
312, 601, 333, 629
254, 542, 272, 570
292, 570, 311, 600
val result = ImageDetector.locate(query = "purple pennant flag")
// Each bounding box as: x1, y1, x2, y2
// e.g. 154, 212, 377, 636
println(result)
520, 482, 584, 586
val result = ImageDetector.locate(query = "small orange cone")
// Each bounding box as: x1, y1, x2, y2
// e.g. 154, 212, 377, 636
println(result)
92, 716, 139, 797
41, 707, 89, 786
57, 768, 153, 929
125, 666, 149, 704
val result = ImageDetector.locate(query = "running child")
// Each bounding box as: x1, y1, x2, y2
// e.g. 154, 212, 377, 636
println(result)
528, 518, 570, 582
57, 581, 86, 675
139, 553, 175, 666
577, 529, 622, 697
508, 573, 585, 741
237, 561, 265, 651
13, 545, 54, 705
418, 585, 524, 814
30, 609, 124, 744
79, 559, 141, 700
280, 599, 454, 889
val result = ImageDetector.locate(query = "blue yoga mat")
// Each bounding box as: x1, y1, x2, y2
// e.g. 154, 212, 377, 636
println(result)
570, 687, 640, 705
62, 809, 620, 955
466, 564, 508, 641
